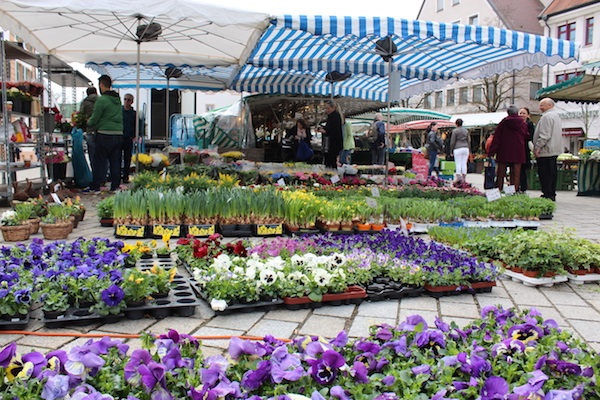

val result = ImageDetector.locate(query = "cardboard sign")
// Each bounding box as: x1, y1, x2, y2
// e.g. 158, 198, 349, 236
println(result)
504, 185, 516, 195
330, 174, 340, 184
485, 188, 502, 202
371, 187, 380, 197
277, 178, 286, 186
400, 217, 409, 237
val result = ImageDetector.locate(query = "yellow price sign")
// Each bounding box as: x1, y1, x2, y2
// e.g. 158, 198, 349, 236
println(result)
152, 225, 181, 237
256, 224, 283, 236
115, 224, 146, 238
188, 224, 216, 237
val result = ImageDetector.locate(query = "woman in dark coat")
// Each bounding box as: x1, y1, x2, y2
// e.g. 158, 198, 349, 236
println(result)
518, 107, 535, 192
488, 106, 529, 191
318, 100, 343, 168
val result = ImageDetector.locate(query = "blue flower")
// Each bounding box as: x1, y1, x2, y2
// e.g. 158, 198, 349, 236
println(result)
100, 285, 124, 307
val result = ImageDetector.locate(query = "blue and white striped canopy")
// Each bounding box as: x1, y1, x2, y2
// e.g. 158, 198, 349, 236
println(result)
232, 15, 579, 101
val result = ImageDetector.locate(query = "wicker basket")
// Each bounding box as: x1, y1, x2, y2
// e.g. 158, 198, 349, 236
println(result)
40, 222, 72, 240
1, 225, 31, 242
27, 218, 41, 235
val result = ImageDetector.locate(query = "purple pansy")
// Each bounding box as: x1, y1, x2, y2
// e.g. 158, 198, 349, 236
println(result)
480, 376, 509, 399
307, 349, 345, 385
100, 284, 124, 307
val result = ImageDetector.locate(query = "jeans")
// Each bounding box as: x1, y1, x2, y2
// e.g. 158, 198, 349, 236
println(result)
91, 134, 123, 191
537, 156, 558, 201
428, 149, 439, 177
371, 147, 385, 165
122, 137, 133, 182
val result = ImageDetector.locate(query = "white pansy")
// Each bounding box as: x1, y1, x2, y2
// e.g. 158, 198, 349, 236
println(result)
233, 266, 244, 276
290, 254, 306, 267
213, 254, 232, 270
330, 253, 347, 267
245, 266, 257, 280
259, 268, 278, 285
287, 271, 306, 282
0, 210, 17, 223
210, 299, 228, 311
313, 268, 332, 286
265, 256, 285, 270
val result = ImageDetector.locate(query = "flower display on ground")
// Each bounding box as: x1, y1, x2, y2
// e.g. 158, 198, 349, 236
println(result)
0, 307, 596, 398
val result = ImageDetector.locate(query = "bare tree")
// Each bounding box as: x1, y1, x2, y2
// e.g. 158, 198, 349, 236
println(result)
577, 103, 600, 139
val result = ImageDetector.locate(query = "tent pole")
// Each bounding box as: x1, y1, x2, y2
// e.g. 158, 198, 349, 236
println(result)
384, 60, 392, 188
135, 40, 141, 173
166, 77, 170, 146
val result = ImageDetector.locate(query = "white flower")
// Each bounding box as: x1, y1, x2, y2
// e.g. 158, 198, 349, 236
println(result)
312, 268, 332, 286
0, 210, 17, 223
265, 256, 285, 270
245, 266, 257, 280
287, 271, 307, 282
212, 254, 232, 270
259, 268, 278, 286
290, 254, 306, 268
210, 299, 228, 311
329, 253, 347, 267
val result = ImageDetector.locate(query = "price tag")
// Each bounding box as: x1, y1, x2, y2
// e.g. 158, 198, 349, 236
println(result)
504, 185, 516, 195
371, 187, 380, 197
51, 193, 62, 204
485, 188, 502, 202
277, 178, 286, 186
366, 197, 378, 208
54, 183, 61, 193
330, 174, 340, 184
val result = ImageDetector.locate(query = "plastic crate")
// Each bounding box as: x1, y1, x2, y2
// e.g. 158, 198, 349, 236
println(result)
527, 168, 573, 191
440, 161, 456, 172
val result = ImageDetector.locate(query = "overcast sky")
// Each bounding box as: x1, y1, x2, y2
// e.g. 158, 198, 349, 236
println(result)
214, 0, 422, 18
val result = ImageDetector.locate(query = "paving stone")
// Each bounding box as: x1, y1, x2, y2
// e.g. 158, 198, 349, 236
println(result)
0, 334, 24, 347
442, 316, 478, 328
313, 304, 355, 318
17, 330, 80, 349
476, 294, 515, 310
588, 342, 600, 353
356, 300, 399, 318
192, 326, 245, 349
299, 315, 346, 338
544, 290, 588, 307
437, 293, 477, 305
525, 306, 567, 326
206, 311, 265, 331
265, 308, 311, 323
440, 301, 479, 319
124, 338, 144, 352
559, 305, 600, 321
569, 320, 600, 342
246, 319, 298, 339
148, 316, 206, 335
348, 316, 396, 338
97, 318, 156, 334
398, 296, 438, 311
503, 281, 553, 307
201, 346, 226, 358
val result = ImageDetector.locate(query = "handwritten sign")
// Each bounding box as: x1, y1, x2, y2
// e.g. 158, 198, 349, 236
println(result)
277, 178, 286, 186
330, 174, 340, 184
366, 197, 378, 208
504, 185, 516, 195
371, 187, 380, 197
485, 188, 502, 202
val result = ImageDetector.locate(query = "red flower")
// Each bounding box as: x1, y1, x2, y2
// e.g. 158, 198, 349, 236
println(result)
193, 245, 208, 259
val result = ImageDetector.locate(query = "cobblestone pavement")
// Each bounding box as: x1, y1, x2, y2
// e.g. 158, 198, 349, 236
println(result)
1, 173, 599, 356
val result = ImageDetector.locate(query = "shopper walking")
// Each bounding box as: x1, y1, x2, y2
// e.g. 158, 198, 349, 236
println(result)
426, 122, 443, 178
533, 98, 562, 201
450, 118, 470, 183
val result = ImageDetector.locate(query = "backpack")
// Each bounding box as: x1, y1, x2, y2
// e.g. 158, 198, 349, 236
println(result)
367, 123, 378, 143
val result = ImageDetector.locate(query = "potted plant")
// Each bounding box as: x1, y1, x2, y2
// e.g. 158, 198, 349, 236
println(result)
96, 196, 115, 227
148, 264, 177, 297
121, 268, 153, 311
39, 290, 70, 319
155, 234, 172, 258
40, 203, 72, 240
0, 208, 31, 242
0, 284, 32, 320
14, 201, 40, 235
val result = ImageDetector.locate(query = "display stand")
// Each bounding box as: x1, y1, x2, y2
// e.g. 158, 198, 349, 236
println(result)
577, 160, 600, 196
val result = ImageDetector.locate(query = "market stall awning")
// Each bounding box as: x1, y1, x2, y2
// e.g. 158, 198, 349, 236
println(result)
389, 119, 456, 133
535, 74, 600, 103
353, 108, 451, 124
234, 15, 579, 101
450, 112, 507, 127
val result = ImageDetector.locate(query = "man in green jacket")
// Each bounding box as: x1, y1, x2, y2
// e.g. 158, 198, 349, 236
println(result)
87, 75, 123, 193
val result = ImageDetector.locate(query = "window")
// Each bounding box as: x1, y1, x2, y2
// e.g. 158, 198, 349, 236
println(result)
424, 93, 432, 109
205, 104, 215, 112
468, 15, 479, 25
447, 89, 455, 106
558, 22, 576, 41
437, 0, 444, 12
586, 17, 594, 45
452, 0, 460, 5
472, 85, 483, 103
435, 91, 443, 108
459, 87, 468, 104
555, 71, 582, 83
529, 82, 542, 99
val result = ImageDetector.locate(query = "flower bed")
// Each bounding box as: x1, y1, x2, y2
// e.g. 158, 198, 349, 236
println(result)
0, 306, 596, 398
176, 232, 500, 311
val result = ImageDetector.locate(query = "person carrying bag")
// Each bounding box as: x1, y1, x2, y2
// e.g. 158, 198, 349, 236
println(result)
296, 139, 314, 161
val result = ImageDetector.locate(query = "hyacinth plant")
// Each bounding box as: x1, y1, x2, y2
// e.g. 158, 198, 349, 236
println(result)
0, 307, 596, 399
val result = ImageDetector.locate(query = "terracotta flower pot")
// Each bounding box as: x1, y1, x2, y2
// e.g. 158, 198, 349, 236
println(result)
355, 223, 371, 231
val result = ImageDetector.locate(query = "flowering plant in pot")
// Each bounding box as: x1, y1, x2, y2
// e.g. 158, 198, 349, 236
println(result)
121, 268, 152, 306
148, 263, 177, 296
0, 284, 32, 318
90, 281, 126, 316
0, 208, 31, 241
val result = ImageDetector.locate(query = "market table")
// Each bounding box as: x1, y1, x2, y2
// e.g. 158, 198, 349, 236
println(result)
577, 160, 600, 196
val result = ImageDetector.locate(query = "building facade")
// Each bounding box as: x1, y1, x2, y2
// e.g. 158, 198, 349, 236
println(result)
540, 0, 600, 145
414, 0, 548, 118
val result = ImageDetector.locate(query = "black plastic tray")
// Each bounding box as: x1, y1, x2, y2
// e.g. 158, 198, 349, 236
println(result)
43, 277, 202, 328
0, 313, 30, 330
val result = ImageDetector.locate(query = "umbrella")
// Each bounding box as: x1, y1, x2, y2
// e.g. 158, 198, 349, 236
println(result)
0, 0, 270, 163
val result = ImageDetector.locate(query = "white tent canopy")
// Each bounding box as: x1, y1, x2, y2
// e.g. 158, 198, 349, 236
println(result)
450, 112, 507, 128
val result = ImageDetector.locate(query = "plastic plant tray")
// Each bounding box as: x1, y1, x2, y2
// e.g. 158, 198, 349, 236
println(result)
0, 313, 30, 330
566, 272, 600, 285
43, 277, 202, 328
503, 270, 568, 287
